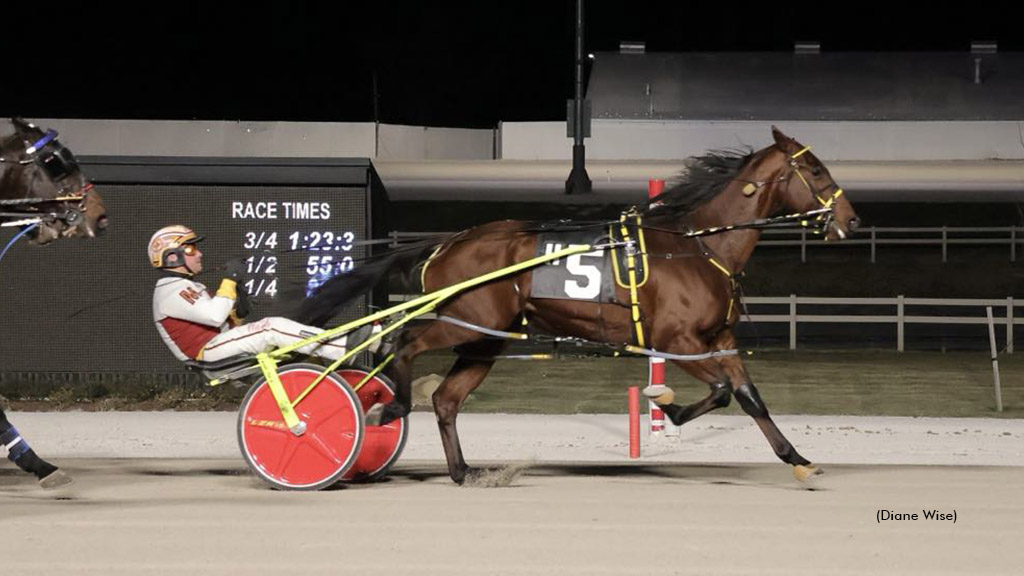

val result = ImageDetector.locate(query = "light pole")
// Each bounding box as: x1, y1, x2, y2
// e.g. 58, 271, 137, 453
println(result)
565, 0, 591, 195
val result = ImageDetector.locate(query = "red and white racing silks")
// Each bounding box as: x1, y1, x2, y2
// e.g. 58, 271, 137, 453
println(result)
152, 275, 349, 363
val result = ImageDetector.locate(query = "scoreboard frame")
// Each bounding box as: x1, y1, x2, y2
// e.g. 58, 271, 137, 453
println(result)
0, 156, 389, 388
80, 155, 391, 314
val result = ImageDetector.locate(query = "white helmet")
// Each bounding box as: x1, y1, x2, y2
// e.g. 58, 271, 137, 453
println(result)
148, 225, 203, 269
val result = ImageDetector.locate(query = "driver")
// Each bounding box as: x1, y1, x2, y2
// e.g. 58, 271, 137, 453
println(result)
149, 225, 377, 364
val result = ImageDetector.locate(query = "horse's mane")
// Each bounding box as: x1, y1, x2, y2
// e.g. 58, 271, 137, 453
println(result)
642, 148, 756, 218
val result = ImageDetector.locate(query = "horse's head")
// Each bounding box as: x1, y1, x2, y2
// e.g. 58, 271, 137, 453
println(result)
766, 126, 860, 241
1, 118, 108, 244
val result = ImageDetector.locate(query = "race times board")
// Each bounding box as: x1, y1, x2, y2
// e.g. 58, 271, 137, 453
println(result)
0, 158, 387, 374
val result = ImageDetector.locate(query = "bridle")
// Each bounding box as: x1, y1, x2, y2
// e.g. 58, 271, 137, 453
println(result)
0, 128, 94, 230
785, 145, 845, 235
718, 144, 846, 239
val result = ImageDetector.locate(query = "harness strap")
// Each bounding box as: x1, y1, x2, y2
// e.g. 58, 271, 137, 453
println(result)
695, 236, 740, 322
0, 218, 43, 228
616, 212, 647, 348
624, 345, 739, 362
438, 315, 529, 340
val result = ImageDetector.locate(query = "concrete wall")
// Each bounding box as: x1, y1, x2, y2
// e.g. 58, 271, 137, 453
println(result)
6, 118, 1023, 163
1, 119, 495, 160
376, 124, 494, 160
499, 120, 1024, 162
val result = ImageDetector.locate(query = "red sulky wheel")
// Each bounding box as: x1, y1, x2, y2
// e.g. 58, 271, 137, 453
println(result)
237, 363, 364, 491
335, 367, 409, 482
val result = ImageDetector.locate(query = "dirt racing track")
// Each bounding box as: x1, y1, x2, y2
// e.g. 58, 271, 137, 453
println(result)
2, 411, 1023, 575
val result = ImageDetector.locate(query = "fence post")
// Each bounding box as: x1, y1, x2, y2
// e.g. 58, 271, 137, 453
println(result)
897, 295, 905, 352
789, 294, 797, 350
1008, 297, 1015, 355
987, 307, 1004, 412
870, 227, 877, 263
941, 227, 947, 263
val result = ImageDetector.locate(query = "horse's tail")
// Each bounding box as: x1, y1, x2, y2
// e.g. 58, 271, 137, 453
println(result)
295, 242, 440, 327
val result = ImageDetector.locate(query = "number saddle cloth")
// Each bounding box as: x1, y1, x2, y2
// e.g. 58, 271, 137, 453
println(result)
529, 214, 650, 346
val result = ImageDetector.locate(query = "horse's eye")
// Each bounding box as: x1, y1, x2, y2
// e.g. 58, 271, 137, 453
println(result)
811, 166, 822, 177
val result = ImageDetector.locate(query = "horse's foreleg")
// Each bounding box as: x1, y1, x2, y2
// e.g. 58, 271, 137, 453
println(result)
658, 378, 732, 426
651, 335, 732, 426
730, 375, 819, 480
714, 344, 821, 481
0, 408, 72, 489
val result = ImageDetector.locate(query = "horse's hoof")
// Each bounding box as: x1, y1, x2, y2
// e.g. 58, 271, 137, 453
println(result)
642, 385, 675, 405
793, 464, 823, 482
364, 403, 386, 426
452, 467, 475, 486
39, 469, 74, 490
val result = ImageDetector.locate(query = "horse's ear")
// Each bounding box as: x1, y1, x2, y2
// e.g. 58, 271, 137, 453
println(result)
11, 117, 35, 135
771, 125, 798, 153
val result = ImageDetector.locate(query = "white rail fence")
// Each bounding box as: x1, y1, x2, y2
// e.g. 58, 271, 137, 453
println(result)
742, 296, 1018, 353
388, 293, 1019, 354
390, 226, 1024, 263
759, 226, 1024, 263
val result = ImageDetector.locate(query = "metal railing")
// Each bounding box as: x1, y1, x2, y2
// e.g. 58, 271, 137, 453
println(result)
390, 226, 1024, 263
388, 293, 1019, 354
742, 295, 1019, 352
759, 226, 1024, 263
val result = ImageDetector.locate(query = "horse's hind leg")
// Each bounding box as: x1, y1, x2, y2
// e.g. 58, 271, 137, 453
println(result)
0, 408, 72, 489
374, 320, 490, 427
432, 338, 507, 484
372, 324, 431, 425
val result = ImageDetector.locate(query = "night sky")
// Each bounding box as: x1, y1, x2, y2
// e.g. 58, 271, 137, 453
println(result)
3, 2, 1023, 127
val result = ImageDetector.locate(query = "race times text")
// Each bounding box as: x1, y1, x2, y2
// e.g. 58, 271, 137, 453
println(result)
231, 198, 361, 298
231, 201, 332, 220
238, 230, 357, 297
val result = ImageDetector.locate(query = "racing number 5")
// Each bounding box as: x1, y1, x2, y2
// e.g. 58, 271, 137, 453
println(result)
564, 247, 603, 300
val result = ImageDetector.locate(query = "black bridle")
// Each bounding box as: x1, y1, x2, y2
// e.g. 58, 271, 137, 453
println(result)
0, 128, 93, 229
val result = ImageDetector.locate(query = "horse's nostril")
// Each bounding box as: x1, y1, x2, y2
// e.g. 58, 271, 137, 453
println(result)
849, 217, 861, 230
97, 216, 109, 230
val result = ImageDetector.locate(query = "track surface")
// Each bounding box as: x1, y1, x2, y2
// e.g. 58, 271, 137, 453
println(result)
1, 459, 1022, 575
1, 412, 1022, 574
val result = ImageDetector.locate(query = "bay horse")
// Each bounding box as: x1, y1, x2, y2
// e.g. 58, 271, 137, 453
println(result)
300, 126, 860, 484
1, 117, 108, 489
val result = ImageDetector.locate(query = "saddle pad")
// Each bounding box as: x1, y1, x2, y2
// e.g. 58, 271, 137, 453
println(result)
531, 230, 615, 302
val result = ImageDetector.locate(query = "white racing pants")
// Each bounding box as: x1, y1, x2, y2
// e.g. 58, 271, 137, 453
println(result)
200, 317, 351, 363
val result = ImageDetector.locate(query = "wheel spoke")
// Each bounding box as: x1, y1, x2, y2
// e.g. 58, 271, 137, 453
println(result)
307, 403, 346, 435
308, 430, 344, 465
273, 436, 302, 475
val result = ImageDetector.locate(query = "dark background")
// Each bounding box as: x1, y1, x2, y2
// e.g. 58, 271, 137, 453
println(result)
3, 3, 1023, 126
